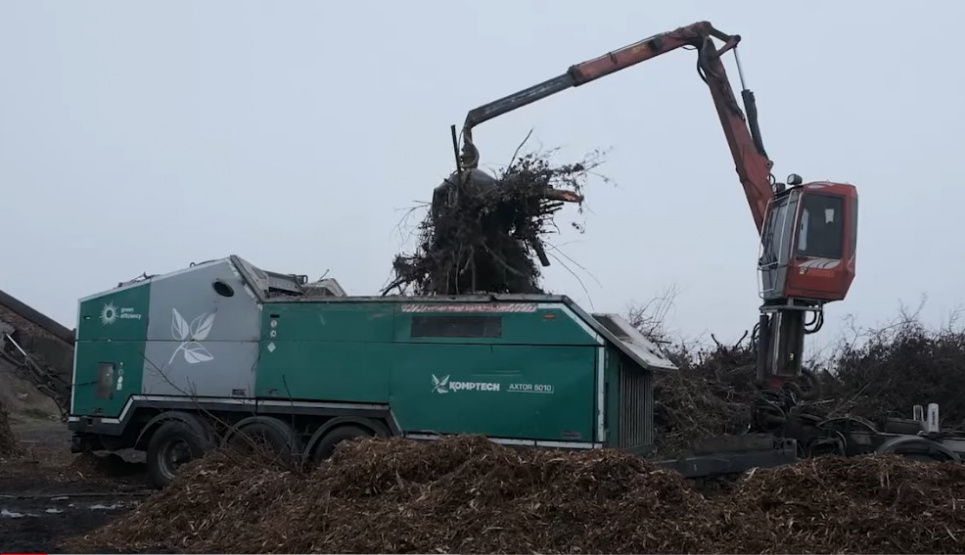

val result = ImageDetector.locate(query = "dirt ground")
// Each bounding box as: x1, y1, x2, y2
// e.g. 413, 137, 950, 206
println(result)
0, 417, 153, 554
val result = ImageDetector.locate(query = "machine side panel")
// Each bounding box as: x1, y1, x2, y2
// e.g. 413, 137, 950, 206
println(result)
141, 260, 261, 398
393, 302, 599, 345
73, 284, 151, 417
254, 302, 394, 402
390, 344, 595, 441
260, 302, 395, 342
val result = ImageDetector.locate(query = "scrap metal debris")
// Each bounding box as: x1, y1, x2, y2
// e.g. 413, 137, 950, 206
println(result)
69, 435, 965, 554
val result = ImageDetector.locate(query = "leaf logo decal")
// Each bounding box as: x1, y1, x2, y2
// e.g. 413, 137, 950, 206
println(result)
181, 342, 214, 364
191, 313, 216, 341
431, 374, 450, 394
172, 308, 190, 341
168, 308, 216, 365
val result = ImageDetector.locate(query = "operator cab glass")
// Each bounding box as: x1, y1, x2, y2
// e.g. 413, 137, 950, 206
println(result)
797, 194, 844, 259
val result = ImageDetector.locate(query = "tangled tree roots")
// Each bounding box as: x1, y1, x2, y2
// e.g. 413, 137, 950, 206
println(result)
384, 148, 606, 296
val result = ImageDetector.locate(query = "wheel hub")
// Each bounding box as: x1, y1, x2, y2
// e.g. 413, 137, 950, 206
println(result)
161, 439, 192, 476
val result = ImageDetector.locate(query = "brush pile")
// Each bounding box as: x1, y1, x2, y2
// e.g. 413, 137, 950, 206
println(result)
823, 316, 965, 428
384, 149, 603, 296
651, 340, 759, 454
72, 435, 965, 554
647, 312, 965, 454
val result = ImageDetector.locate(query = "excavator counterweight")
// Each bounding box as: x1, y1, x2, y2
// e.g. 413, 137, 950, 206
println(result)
452, 21, 859, 426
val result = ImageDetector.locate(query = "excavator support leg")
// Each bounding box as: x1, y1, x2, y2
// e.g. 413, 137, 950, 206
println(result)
753, 308, 816, 432
757, 309, 806, 386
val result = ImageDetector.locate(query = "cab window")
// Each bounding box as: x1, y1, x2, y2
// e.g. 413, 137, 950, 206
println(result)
797, 193, 844, 259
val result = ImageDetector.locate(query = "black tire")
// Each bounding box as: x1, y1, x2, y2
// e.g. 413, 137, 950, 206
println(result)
146, 420, 209, 489
310, 425, 373, 465
225, 418, 301, 464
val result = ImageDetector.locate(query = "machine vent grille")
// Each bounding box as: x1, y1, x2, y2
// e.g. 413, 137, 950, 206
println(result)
410, 315, 502, 338
618, 359, 653, 449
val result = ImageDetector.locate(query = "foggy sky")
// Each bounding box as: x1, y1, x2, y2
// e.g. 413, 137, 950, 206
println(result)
2, 1, 962, 356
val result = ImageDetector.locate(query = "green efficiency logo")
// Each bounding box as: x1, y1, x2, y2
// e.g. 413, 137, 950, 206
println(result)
100, 302, 143, 325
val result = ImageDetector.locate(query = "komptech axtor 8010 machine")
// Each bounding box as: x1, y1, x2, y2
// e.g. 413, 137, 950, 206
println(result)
447, 20, 858, 433
66, 23, 965, 490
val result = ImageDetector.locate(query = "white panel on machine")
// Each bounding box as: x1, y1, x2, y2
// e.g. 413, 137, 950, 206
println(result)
591, 313, 677, 371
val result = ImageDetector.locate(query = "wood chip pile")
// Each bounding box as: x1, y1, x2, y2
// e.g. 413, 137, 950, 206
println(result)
69, 435, 965, 554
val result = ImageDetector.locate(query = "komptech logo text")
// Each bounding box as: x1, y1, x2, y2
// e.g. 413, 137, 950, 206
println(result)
431, 374, 554, 394
431, 374, 500, 394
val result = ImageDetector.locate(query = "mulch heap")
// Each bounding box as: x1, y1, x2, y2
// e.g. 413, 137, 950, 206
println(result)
0, 399, 22, 458
383, 149, 603, 296
70, 435, 965, 554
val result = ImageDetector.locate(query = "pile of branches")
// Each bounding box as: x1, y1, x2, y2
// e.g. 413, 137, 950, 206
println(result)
625, 294, 768, 453
71, 435, 965, 554
651, 336, 759, 454
384, 148, 604, 296
821, 314, 965, 428
639, 300, 965, 451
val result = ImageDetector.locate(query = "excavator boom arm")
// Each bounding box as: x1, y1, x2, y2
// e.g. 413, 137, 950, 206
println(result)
460, 20, 775, 231
455, 21, 861, 429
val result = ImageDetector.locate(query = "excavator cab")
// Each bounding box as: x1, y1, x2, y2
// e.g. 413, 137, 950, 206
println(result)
754, 176, 857, 389
758, 175, 858, 306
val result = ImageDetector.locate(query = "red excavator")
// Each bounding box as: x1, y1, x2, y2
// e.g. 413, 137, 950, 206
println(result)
451, 21, 859, 431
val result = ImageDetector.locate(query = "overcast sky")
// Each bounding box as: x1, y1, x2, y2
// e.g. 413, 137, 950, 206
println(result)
2, 1, 963, 355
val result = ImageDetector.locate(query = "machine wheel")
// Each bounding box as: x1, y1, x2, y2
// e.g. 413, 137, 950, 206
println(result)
146, 420, 210, 489
875, 435, 960, 463
224, 417, 302, 464
310, 425, 373, 465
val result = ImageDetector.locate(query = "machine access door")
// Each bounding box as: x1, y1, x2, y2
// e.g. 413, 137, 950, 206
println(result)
758, 192, 800, 302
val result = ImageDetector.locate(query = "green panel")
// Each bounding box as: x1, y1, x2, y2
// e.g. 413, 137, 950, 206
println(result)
72, 284, 150, 417
255, 342, 392, 402
394, 304, 599, 346
264, 302, 395, 342
255, 303, 394, 401
78, 284, 150, 342
390, 344, 596, 441
72, 340, 145, 417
